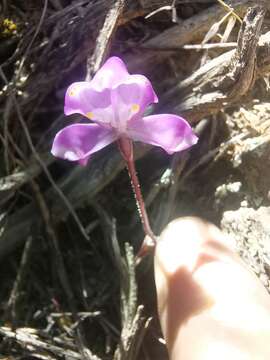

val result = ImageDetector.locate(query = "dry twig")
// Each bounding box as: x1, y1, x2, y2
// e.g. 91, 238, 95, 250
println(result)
161, 6, 267, 121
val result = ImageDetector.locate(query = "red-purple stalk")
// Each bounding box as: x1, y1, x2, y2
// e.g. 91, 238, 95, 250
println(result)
118, 137, 156, 257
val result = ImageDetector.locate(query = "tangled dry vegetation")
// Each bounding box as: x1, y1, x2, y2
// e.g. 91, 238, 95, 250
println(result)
0, 0, 270, 359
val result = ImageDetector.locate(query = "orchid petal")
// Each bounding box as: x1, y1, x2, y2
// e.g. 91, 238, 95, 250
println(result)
118, 74, 158, 112
127, 114, 198, 154
64, 82, 111, 117
51, 123, 116, 165
90, 57, 129, 90
64, 82, 116, 128
64, 57, 158, 133
108, 75, 158, 131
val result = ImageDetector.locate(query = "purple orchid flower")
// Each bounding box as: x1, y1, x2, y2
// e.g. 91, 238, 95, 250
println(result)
51, 57, 198, 165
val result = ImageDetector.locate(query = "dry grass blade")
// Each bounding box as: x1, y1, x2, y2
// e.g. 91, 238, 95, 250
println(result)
0, 326, 82, 359
202, 10, 233, 44
114, 243, 150, 359
221, 14, 237, 42
216, 0, 243, 23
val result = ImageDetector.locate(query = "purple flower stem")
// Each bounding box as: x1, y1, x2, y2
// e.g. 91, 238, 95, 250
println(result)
118, 137, 156, 257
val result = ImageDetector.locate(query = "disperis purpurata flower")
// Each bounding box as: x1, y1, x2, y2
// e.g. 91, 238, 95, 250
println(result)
51, 57, 198, 165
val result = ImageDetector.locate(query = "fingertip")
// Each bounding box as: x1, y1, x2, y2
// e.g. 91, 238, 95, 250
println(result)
155, 217, 212, 275
155, 217, 235, 277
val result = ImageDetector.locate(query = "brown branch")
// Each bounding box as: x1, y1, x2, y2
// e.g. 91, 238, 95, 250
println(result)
144, 0, 249, 49
86, 0, 125, 80
159, 6, 267, 122
127, 0, 269, 71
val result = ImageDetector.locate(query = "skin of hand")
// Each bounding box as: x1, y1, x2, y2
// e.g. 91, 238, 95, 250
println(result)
154, 217, 270, 360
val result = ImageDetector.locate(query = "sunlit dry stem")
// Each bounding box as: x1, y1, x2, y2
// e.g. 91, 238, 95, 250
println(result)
118, 137, 156, 257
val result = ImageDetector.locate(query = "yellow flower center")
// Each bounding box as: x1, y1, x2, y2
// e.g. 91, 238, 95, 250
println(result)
86, 112, 94, 119
131, 104, 140, 112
